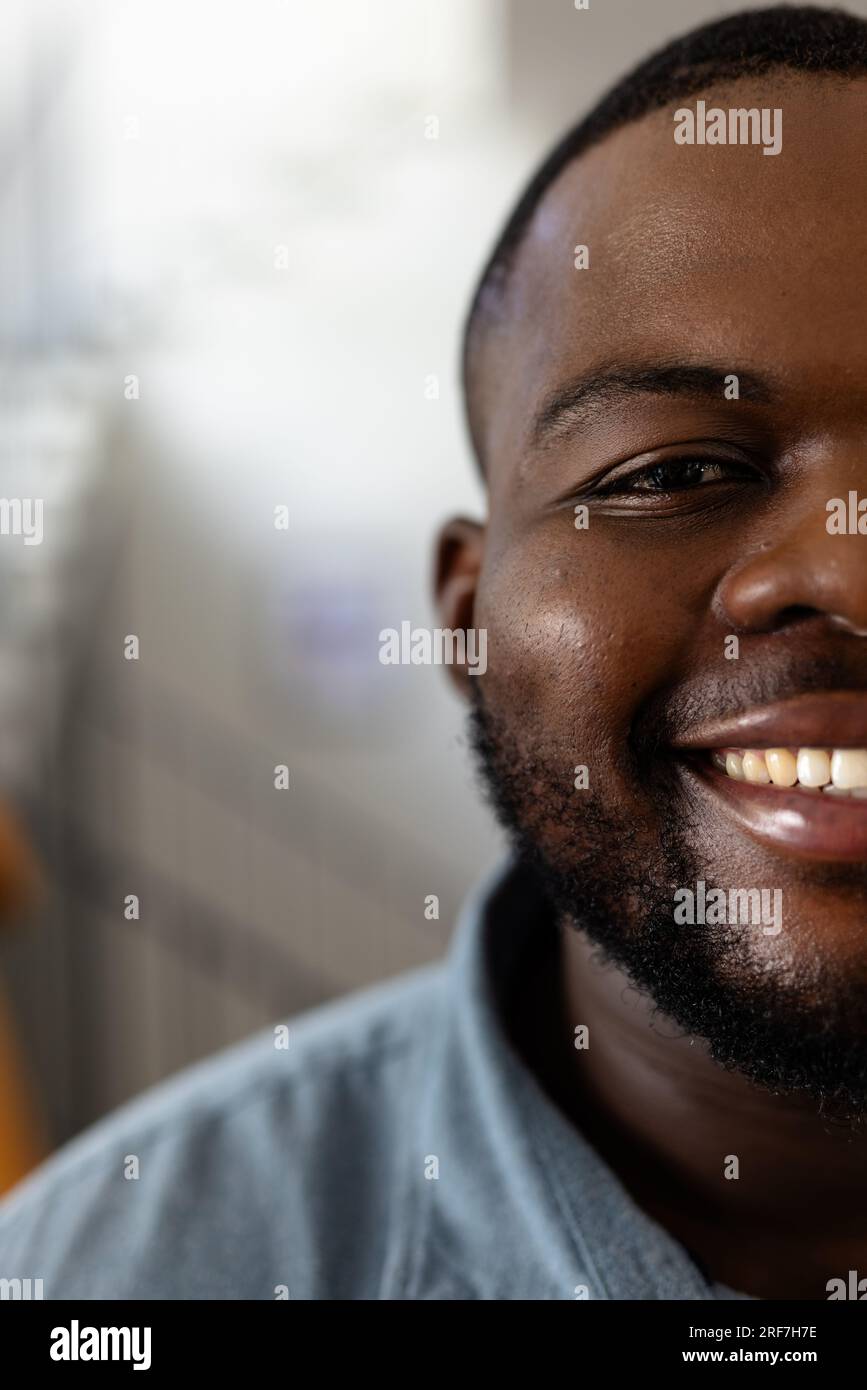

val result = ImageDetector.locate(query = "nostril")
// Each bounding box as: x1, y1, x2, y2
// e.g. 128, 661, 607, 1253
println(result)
772, 605, 823, 630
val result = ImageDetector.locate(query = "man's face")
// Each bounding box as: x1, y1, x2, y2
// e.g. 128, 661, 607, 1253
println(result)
444, 75, 867, 1111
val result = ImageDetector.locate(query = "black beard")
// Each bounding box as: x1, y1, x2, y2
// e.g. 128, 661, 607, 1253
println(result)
468, 684, 867, 1127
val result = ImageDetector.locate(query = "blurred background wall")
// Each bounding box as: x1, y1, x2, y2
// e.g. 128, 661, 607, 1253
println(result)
2, 0, 863, 1180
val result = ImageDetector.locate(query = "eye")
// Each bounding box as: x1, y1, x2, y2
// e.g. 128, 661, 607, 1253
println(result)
596, 455, 756, 496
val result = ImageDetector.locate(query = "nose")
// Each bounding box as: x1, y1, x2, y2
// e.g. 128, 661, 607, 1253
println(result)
716, 495, 867, 637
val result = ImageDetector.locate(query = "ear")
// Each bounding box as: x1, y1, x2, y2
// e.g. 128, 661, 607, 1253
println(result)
433, 516, 486, 696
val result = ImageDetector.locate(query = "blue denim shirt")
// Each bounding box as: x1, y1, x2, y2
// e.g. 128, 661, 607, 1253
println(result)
0, 860, 751, 1300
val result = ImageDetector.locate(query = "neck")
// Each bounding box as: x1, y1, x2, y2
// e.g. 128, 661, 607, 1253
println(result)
516, 922, 867, 1299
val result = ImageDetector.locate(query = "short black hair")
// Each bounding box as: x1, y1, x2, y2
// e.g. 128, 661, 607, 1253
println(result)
462, 4, 867, 473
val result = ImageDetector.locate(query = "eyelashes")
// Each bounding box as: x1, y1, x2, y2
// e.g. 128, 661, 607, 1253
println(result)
548, 440, 772, 518
589, 454, 763, 499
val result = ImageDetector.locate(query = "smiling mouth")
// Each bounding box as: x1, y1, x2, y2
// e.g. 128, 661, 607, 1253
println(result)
709, 747, 867, 797
672, 692, 867, 860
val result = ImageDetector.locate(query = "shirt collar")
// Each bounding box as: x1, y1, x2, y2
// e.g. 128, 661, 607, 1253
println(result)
396, 857, 724, 1301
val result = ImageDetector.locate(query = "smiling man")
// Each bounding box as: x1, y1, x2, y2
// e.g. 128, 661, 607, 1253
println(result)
1, 4, 867, 1303
440, 2, 867, 1300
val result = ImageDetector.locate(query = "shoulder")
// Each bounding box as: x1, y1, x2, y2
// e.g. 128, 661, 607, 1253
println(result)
0, 963, 445, 1299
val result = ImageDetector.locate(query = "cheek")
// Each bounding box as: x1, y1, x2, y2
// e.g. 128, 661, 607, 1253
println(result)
475, 530, 686, 756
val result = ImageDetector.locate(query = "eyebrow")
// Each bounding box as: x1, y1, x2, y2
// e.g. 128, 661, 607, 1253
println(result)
530, 361, 775, 447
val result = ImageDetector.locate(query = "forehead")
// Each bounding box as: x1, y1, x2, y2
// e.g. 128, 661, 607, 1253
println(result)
482, 75, 867, 486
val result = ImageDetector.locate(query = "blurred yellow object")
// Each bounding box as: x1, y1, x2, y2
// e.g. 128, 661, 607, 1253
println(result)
0, 801, 43, 916
0, 981, 45, 1194
0, 802, 47, 1193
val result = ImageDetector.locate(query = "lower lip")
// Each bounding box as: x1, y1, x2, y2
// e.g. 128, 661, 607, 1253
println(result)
683, 757, 867, 862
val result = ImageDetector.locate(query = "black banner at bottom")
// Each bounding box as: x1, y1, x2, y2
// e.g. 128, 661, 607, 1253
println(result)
0, 1297, 862, 1374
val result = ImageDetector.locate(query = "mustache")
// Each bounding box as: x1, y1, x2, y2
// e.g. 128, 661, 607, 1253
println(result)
634, 650, 867, 758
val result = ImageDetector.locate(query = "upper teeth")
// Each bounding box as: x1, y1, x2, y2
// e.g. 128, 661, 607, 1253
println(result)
716, 748, 867, 794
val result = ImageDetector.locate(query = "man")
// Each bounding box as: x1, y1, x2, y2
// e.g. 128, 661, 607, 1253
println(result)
2, 4, 867, 1300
